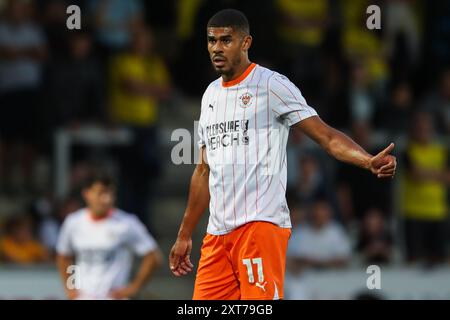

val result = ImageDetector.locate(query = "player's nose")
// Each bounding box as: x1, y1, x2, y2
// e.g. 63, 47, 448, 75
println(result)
212, 43, 223, 53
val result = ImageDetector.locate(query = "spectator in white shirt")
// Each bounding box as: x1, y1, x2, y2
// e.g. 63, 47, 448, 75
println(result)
287, 199, 351, 274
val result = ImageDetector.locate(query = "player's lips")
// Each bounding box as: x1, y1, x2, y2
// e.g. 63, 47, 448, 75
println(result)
212, 56, 226, 67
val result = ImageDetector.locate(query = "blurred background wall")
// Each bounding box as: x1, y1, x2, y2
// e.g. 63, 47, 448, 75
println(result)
0, 0, 449, 299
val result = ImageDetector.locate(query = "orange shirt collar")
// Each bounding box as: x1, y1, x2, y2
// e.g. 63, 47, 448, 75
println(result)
88, 208, 114, 222
222, 63, 257, 87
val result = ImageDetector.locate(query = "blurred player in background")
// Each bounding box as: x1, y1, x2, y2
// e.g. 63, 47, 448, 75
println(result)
169, 9, 397, 300
56, 173, 162, 300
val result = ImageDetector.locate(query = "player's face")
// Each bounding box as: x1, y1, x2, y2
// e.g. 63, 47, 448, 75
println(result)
207, 27, 251, 77
312, 202, 332, 228
83, 182, 115, 216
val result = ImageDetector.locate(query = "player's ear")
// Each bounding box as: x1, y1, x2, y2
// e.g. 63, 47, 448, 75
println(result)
242, 35, 252, 51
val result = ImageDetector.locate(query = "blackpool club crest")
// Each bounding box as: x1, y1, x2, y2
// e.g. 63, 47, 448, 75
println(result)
239, 92, 253, 108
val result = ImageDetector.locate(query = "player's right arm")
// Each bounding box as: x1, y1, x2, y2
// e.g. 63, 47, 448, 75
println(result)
169, 146, 210, 276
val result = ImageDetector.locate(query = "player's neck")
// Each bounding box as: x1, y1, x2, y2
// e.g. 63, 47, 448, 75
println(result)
222, 60, 252, 83
88, 208, 113, 221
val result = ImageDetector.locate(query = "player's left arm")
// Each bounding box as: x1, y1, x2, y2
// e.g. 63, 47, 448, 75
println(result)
110, 249, 163, 299
294, 116, 397, 178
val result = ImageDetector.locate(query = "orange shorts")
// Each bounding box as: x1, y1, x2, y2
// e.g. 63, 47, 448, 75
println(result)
193, 221, 291, 300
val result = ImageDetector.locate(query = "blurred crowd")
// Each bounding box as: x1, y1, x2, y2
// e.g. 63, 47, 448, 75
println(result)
0, 0, 449, 275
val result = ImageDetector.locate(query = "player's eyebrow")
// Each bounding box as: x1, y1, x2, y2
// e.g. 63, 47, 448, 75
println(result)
207, 34, 233, 41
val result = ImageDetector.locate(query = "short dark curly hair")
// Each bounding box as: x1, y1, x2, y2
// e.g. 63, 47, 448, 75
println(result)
207, 9, 250, 35
83, 171, 116, 190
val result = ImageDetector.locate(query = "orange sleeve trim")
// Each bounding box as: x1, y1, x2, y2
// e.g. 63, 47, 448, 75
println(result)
222, 63, 257, 87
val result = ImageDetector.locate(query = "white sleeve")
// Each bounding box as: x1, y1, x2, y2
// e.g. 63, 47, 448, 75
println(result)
269, 74, 318, 126
197, 90, 209, 149
197, 115, 206, 149
127, 216, 158, 256
56, 217, 74, 256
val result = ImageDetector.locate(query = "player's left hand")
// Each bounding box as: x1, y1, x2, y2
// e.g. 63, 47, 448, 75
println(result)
170, 237, 194, 277
109, 284, 139, 300
369, 143, 397, 178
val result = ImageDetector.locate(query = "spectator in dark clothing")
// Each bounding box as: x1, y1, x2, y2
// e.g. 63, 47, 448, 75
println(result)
45, 30, 105, 129
422, 68, 450, 135
356, 208, 393, 264
292, 154, 329, 209
379, 81, 414, 137
87, 0, 145, 57
41, 0, 71, 59
337, 122, 393, 224
0, 0, 48, 192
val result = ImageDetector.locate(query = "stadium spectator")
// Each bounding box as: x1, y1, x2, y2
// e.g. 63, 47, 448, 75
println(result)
422, 1, 450, 77
45, 30, 105, 129
36, 195, 83, 254
290, 203, 307, 229
286, 199, 351, 274
356, 208, 393, 265
341, 0, 388, 90
317, 58, 351, 129
423, 67, 450, 135
290, 153, 330, 210
401, 111, 450, 265
379, 81, 414, 137
109, 26, 171, 227
87, 0, 145, 56
348, 62, 376, 125
56, 172, 162, 300
0, 215, 51, 264
337, 122, 393, 224
274, 0, 329, 98
286, 127, 309, 186
385, 0, 421, 76
41, 0, 71, 59
0, 0, 47, 193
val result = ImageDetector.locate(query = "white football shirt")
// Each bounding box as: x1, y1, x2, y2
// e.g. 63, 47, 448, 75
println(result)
198, 63, 318, 235
56, 208, 158, 299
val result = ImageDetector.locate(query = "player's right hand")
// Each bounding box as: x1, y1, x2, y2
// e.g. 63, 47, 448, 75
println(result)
169, 237, 194, 276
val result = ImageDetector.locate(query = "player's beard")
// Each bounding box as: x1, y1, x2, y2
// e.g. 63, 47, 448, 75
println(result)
214, 55, 241, 78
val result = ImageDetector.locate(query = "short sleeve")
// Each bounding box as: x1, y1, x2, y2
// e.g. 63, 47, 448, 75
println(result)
56, 217, 74, 256
126, 216, 158, 256
269, 74, 318, 126
197, 121, 205, 149
197, 90, 209, 149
